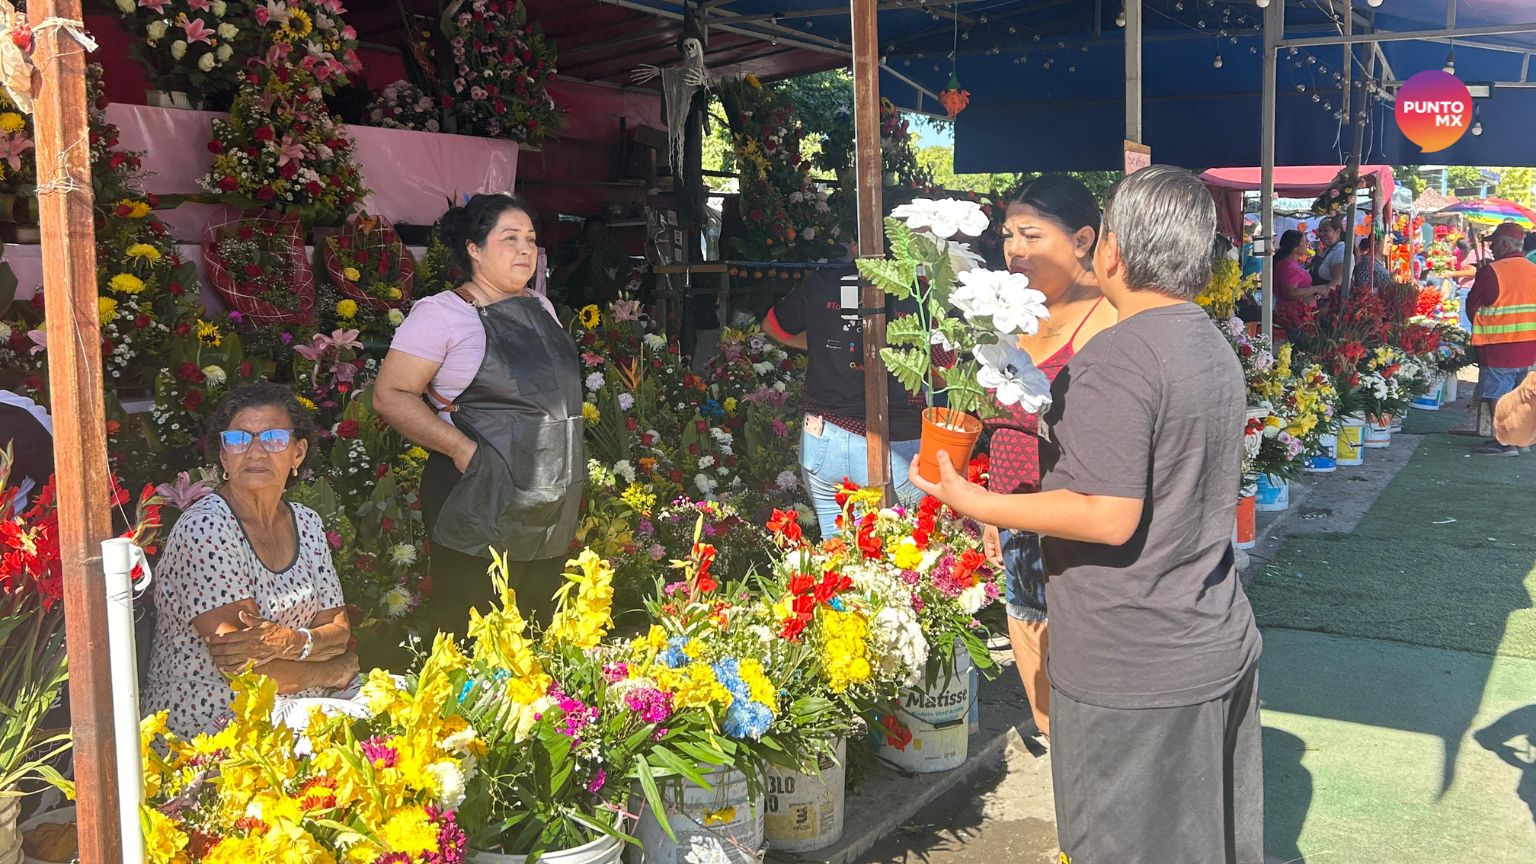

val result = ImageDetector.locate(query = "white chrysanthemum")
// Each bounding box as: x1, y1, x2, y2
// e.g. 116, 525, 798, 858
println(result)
387, 309, 405, 326
958, 583, 989, 615
390, 544, 417, 566
382, 586, 412, 619
890, 197, 991, 239
428, 760, 467, 810
613, 460, 636, 485
440, 724, 478, 754
975, 341, 1053, 413
752, 361, 775, 375
694, 473, 718, 496
585, 371, 605, 391
201, 365, 227, 386
643, 333, 666, 350
697, 455, 716, 469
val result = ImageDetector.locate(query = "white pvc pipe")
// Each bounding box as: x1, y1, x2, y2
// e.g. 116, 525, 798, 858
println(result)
101, 537, 147, 864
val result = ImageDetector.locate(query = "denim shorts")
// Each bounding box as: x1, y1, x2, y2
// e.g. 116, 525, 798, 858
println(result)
1478, 365, 1533, 401
1001, 529, 1047, 622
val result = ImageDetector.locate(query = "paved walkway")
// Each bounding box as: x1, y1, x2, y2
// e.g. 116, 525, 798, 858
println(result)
853, 388, 1536, 863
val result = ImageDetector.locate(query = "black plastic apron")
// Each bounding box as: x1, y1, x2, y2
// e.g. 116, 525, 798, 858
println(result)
431, 293, 583, 561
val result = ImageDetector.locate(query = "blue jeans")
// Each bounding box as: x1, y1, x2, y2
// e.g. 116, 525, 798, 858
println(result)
1478, 365, 1533, 401
801, 418, 920, 540
1455, 285, 1472, 333
1001, 529, 1047, 622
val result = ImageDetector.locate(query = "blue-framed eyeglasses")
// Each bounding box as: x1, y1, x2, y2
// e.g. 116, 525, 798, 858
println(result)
219, 428, 294, 455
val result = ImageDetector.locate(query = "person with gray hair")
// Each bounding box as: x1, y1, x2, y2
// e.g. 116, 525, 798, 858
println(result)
1309, 212, 1349, 292
911, 165, 1263, 863
1466, 221, 1536, 455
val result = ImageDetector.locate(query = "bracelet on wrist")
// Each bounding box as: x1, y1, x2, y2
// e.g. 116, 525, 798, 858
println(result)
296, 627, 315, 662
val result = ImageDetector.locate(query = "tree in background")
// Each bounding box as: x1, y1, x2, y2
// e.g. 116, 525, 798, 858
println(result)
1494, 168, 1534, 207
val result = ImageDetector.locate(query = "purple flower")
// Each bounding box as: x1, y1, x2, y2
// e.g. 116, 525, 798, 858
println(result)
586, 769, 608, 793
637, 518, 655, 536
649, 544, 667, 561
154, 471, 214, 510
279, 331, 294, 345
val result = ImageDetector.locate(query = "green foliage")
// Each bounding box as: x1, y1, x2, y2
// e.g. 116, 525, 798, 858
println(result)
1494, 167, 1535, 207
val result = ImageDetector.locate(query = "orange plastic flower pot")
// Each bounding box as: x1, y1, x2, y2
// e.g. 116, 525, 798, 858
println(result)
917, 407, 983, 484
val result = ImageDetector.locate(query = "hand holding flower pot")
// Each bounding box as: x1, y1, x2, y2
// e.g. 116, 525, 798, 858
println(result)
856, 198, 1053, 482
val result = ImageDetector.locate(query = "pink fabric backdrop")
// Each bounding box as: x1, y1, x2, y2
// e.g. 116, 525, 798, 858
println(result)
1200, 165, 1396, 242
107, 104, 519, 241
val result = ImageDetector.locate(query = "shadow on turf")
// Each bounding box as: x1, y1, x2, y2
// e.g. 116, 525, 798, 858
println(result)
1475, 704, 1536, 834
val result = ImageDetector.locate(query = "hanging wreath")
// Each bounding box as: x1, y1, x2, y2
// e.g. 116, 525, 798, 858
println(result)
1311, 167, 1358, 216
203, 209, 316, 327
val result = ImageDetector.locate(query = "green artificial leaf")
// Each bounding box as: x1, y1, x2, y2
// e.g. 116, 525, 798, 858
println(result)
883, 216, 915, 260
880, 346, 931, 396
855, 257, 917, 300
884, 312, 929, 349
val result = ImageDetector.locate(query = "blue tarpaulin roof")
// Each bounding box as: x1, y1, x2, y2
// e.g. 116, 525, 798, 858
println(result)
615, 0, 1536, 171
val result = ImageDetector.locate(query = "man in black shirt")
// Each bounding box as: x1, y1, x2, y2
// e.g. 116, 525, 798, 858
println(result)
765, 263, 927, 539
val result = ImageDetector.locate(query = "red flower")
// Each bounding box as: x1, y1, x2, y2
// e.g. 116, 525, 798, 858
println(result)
966, 454, 989, 485
880, 714, 913, 751
253, 126, 276, 142
243, 263, 262, 278
183, 389, 205, 410
217, 175, 239, 192
766, 508, 803, 546
953, 548, 988, 587
691, 542, 719, 593
336, 419, 361, 439
813, 570, 852, 603
833, 479, 860, 509
133, 315, 150, 329
256, 185, 276, 201
177, 362, 205, 383
238, 361, 253, 378
206, 140, 224, 154
856, 514, 882, 559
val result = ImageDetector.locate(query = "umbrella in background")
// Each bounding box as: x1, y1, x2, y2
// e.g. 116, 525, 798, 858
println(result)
1435, 197, 1536, 229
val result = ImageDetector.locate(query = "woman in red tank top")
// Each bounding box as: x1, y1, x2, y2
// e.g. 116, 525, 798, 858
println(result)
982, 176, 1117, 740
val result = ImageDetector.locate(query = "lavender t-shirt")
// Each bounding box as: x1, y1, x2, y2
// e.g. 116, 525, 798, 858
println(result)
389, 291, 560, 420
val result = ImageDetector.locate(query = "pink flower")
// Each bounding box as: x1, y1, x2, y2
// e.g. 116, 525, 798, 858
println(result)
326, 531, 342, 549
155, 472, 214, 510
649, 544, 667, 561
186, 0, 212, 10
0, 134, 33, 171
254, 5, 271, 24
581, 351, 603, 367
138, 0, 170, 12
180, 17, 215, 44
26, 329, 45, 356
612, 299, 643, 322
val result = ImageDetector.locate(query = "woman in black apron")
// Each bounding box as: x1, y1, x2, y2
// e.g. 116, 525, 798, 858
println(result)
374, 194, 582, 637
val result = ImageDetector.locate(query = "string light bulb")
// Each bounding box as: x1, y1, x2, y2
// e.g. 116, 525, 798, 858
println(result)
1472, 106, 1483, 136
1443, 48, 1456, 74
1255, 0, 1269, 7
1213, 50, 1223, 69
1366, 0, 1383, 6
1116, 5, 1126, 27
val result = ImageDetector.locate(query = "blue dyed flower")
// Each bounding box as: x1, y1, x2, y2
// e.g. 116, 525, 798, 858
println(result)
659, 636, 690, 669
711, 658, 750, 701
723, 699, 773, 740
701, 399, 725, 419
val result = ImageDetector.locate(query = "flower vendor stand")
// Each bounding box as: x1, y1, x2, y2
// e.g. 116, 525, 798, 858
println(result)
1254, 474, 1290, 512
870, 645, 976, 774
635, 765, 764, 864
764, 739, 846, 852
1337, 416, 1367, 466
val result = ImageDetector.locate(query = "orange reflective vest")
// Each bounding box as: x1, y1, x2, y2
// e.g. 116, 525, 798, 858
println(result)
1471, 256, 1536, 346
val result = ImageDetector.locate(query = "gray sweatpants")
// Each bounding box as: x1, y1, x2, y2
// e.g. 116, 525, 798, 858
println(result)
1050, 662, 1264, 864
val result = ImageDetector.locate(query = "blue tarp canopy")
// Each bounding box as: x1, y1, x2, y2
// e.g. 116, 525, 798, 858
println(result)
612, 0, 1536, 171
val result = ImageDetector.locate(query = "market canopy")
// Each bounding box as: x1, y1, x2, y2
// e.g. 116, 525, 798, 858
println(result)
1201, 165, 1397, 240
593, 0, 1536, 172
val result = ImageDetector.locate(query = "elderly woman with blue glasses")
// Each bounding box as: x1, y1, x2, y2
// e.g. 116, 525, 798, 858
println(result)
143, 383, 359, 736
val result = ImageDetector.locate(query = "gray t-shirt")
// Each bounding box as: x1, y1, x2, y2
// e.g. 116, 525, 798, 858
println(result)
1039, 302, 1261, 709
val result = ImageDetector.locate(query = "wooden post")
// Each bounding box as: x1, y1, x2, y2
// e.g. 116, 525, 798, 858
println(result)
1341, 40, 1377, 303
1125, 0, 1142, 144
850, 0, 891, 502
30, 5, 122, 864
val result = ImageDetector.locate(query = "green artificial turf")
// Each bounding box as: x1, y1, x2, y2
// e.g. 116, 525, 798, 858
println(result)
1247, 406, 1536, 661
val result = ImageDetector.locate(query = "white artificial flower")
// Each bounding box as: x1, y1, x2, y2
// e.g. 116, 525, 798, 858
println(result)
387, 309, 405, 326
697, 455, 716, 469
201, 364, 226, 386
617, 392, 635, 411
585, 371, 605, 391
975, 341, 1053, 414
0, 322, 11, 342
708, 427, 733, 444
170, 39, 187, 60
951, 269, 1049, 335
427, 760, 467, 810
958, 583, 989, 615
217, 22, 238, 39
212, 0, 228, 15
890, 197, 991, 239
145, 20, 168, 41
116, 0, 134, 12
197, 52, 215, 72
382, 586, 412, 619
440, 724, 478, 754
643, 333, 666, 351
390, 544, 417, 566
942, 237, 986, 272
694, 473, 718, 496
752, 361, 774, 375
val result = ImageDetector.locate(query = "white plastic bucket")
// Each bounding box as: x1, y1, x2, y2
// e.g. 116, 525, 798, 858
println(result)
471, 832, 625, 864
1365, 418, 1392, 448
1337, 417, 1366, 466
17, 805, 75, 864
1443, 374, 1459, 403
763, 739, 846, 852
1390, 411, 1406, 433
633, 766, 763, 864
1254, 474, 1289, 512
870, 646, 974, 773
1303, 433, 1338, 473
1411, 376, 1444, 410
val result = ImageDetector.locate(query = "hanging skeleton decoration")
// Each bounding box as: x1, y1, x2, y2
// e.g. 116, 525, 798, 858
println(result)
632, 3, 711, 224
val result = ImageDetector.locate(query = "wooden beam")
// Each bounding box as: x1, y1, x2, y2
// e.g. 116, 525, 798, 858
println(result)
851, 0, 891, 504
30, 3, 122, 864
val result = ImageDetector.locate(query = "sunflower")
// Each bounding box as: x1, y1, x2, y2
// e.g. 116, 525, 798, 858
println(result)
577, 304, 601, 329
196, 319, 222, 347
276, 8, 313, 42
